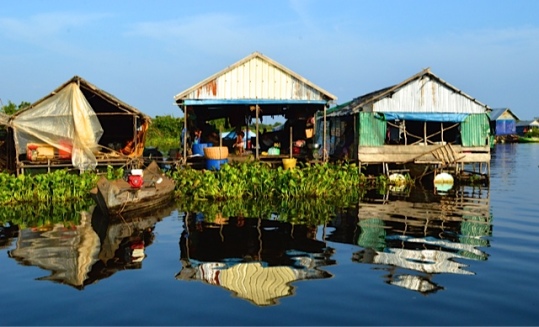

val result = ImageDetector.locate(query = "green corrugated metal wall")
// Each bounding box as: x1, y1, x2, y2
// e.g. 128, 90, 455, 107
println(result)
460, 114, 490, 147
359, 112, 386, 146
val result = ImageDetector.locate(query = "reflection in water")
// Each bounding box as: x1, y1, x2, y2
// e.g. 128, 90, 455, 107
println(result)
491, 144, 518, 189
330, 186, 492, 295
0, 222, 19, 250
177, 214, 335, 306
9, 210, 100, 289
8, 205, 174, 289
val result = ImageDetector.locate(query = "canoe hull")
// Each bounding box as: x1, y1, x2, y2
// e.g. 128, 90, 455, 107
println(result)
92, 161, 175, 217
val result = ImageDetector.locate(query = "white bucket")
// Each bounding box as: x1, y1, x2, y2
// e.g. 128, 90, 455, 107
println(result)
131, 169, 144, 176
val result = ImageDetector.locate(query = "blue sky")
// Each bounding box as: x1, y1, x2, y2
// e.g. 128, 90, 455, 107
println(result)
1, 0, 538, 120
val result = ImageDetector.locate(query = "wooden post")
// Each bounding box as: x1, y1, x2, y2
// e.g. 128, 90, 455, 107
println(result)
441, 122, 444, 143
403, 121, 407, 145
323, 105, 327, 162
183, 104, 187, 165
424, 122, 427, 145
219, 126, 222, 148
289, 126, 293, 159
255, 104, 259, 159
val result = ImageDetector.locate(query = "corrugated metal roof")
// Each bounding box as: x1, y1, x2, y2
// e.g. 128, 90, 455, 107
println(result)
516, 119, 539, 127
174, 51, 337, 104
329, 68, 490, 117
489, 108, 519, 121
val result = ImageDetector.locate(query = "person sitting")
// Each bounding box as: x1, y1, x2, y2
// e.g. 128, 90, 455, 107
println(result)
233, 131, 245, 155
193, 129, 202, 145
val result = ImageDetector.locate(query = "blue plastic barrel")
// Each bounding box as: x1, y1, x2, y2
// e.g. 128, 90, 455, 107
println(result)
192, 143, 211, 156
206, 158, 228, 170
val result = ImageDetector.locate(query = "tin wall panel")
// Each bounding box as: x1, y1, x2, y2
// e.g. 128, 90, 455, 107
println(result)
182, 57, 324, 101
359, 112, 386, 146
461, 114, 490, 146
373, 78, 486, 114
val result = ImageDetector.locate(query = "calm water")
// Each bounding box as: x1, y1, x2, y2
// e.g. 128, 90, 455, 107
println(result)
1, 143, 539, 326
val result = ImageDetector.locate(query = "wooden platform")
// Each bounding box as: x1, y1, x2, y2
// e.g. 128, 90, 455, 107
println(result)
358, 145, 490, 165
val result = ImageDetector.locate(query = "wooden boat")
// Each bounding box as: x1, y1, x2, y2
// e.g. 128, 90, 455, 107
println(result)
517, 136, 539, 143
91, 161, 175, 216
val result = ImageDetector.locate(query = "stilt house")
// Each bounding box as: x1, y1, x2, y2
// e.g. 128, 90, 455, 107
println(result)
489, 108, 519, 142
174, 51, 336, 163
320, 68, 491, 176
0, 76, 151, 175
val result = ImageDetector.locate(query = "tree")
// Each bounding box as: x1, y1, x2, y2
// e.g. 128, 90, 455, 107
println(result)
1, 100, 31, 115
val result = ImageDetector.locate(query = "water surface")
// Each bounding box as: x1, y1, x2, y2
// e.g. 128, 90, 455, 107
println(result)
1, 143, 538, 326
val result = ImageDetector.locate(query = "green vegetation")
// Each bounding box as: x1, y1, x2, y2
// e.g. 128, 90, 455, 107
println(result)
0, 170, 99, 205
171, 161, 370, 200
0, 100, 31, 115
176, 196, 356, 226
145, 115, 183, 153
145, 115, 282, 154
524, 127, 539, 138
0, 200, 94, 230
0, 160, 405, 207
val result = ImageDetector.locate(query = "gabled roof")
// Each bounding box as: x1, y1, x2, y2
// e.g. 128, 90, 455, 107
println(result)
325, 87, 393, 117
174, 51, 337, 105
516, 119, 539, 127
13, 75, 149, 120
489, 108, 519, 121
328, 68, 489, 118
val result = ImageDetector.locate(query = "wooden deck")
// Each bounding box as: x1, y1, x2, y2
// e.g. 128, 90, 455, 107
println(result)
358, 144, 490, 165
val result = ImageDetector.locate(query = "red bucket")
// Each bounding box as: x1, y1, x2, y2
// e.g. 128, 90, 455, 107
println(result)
128, 175, 144, 188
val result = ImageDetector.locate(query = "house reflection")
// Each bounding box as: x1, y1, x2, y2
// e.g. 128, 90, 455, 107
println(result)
176, 214, 335, 306
8, 204, 174, 290
0, 222, 18, 250
331, 186, 492, 295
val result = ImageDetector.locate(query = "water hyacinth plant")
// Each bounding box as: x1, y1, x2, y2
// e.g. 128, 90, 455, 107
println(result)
0, 161, 402, 207
170, 161, 372, 200
0, 170, 99, 205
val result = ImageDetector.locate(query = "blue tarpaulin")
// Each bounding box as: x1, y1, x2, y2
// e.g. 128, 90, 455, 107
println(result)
382, 112, 470, 122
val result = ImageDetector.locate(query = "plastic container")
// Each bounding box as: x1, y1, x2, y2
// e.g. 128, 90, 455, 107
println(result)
203, 146, 228, 159
58, 140, 72, 159
268, 147, 280, 155
206, 158, 228, 170
26, 143, 54, 161
192, 143, 212, 156
131, 169, 143, 176
282, 158, 297, 170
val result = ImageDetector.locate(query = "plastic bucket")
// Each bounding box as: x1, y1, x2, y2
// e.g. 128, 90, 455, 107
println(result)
282, 158, 297, 170
192, 143, 211, 156
206, 158, 228, 170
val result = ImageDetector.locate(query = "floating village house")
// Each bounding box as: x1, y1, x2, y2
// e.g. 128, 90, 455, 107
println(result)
0, 76, 151, 175
173, 51, 337, 163
320, 68, 491, 178
516, 118, 539, 136
489, 108, 519, 142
